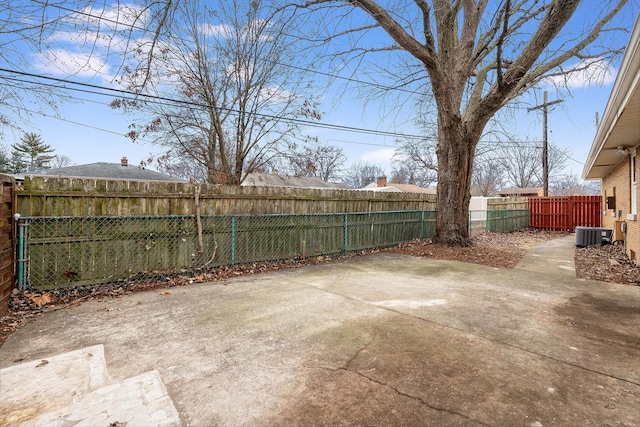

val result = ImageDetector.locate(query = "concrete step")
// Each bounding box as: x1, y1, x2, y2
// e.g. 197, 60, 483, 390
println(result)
0, 345, 181, 427
31, 370, 182, 427
1, 344, 111, 426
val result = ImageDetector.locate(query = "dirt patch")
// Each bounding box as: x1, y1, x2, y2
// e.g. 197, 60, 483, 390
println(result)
387, 229, 567, 269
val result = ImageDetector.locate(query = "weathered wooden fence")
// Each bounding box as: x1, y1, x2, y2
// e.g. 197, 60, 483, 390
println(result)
529, 196, 601, 232
487, 197, 529, 211
9, 177, 533, 291
0, 175, 15, 315
15, 176, 436, 216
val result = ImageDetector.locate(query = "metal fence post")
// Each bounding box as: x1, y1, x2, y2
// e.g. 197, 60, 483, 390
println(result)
343, 213, 348, 255
16, 219, 27, 290
231, 216, 236, 265
502, 210, 506, 233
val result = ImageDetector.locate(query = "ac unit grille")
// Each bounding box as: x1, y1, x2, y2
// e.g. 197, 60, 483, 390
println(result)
575, 227, 613, 247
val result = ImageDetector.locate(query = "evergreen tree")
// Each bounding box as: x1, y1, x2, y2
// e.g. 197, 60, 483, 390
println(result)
12, 132, 54, 172
0, 145, 10, 173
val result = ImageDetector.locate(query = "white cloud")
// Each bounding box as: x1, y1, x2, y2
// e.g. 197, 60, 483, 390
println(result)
33, 49, 113, 81
48, 30, 123, 50
75, 4, 147, 30
545, 58, 615, 89
361, 148, 396, 164
200, 23, 233, 38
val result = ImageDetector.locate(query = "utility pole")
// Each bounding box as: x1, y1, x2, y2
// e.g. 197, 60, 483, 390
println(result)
528, 91, 563, 196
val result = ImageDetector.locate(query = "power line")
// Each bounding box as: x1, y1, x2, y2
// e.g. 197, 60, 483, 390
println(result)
4, 68, 557, 154
0, 67, 428, 139
30, 0, 423, 96
28, 0, 541, 111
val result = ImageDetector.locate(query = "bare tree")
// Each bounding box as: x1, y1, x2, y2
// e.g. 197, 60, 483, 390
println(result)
499, 141, 568, 189
0, 1, 177, 135
294, 0, 630, 245
499, 143, 542, 189
551, 172, 600, 196
276, 141, 347, 181
150, 154, 208, 183
342, 161, 385, 189
540, 143, 570, 187
389, 156, 437, 187
50, 154, 75, 169
115, 0, 317, 185
472, 154, 504, 196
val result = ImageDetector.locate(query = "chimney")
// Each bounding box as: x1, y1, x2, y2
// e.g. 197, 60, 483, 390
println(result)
121, 157, 128, 167
377, 176, 387, 187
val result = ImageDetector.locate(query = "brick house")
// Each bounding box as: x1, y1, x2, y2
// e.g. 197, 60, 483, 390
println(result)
583, 14, 639, 264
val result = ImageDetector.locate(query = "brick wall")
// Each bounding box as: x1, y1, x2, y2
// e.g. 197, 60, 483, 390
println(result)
601, 148, 639, 264
0, 175, 15, 315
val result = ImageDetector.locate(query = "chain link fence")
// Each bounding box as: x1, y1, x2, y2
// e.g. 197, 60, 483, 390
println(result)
16, 209, 529, 290
17, 210, 437, 290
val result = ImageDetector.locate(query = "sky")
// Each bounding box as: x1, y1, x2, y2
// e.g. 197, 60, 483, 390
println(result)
1, 1, 638, 184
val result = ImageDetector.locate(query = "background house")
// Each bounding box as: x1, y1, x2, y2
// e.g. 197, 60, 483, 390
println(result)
583, 13, 639, 264
361, 176, 437, 194
498, 187, 544, 197
41, 157, 184, 182
242, 172, 351, 189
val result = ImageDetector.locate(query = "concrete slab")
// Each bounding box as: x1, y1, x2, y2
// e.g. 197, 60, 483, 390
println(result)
31, 370, 181, 427
1, 237, 639, 426
515, 234, 576, 277
0, 345, 110, 426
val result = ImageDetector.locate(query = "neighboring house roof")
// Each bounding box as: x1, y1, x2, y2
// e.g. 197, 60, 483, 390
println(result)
361, 182, 402, 192
583, 14, 640, 180
40, 162, 184, 182
388, 183, 437, 194
498, 187, 543, 197
361, 177, 437, 194
242, 173, 352, 189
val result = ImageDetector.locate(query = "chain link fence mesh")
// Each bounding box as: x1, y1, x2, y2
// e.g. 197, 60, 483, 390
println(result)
17, 209, 528, 290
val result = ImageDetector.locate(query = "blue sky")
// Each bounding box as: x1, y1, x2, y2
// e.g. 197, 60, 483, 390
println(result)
1, 1, 638, 181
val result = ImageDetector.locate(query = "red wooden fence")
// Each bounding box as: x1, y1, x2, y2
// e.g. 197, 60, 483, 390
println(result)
528, 196, 601, 232
0, 175, 14, 316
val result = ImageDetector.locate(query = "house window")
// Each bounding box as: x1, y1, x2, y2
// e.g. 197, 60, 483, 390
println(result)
632, 150, 637, 215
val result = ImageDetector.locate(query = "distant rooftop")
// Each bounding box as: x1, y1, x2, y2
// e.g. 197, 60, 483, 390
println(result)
40, 160, 185, 182
242, 173, 351, 189
361, 176, 436, 194
498, 187, 543, 197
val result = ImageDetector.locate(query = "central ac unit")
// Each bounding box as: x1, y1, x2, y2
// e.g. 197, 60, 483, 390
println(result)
575, 227, 613, 247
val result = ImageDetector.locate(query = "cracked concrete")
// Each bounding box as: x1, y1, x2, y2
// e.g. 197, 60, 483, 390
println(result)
1, 236, 639, 426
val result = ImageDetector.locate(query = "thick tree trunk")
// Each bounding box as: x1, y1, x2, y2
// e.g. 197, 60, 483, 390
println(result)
433, 116, 478, 247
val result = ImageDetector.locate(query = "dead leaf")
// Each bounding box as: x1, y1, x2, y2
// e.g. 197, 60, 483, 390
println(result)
13, 355, 26, 363
160, 291, 171, 296
25, 293, 52, 307
35, 359, 49, 368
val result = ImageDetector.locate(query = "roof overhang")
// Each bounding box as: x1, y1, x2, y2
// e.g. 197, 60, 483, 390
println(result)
583, 14, 640, 180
